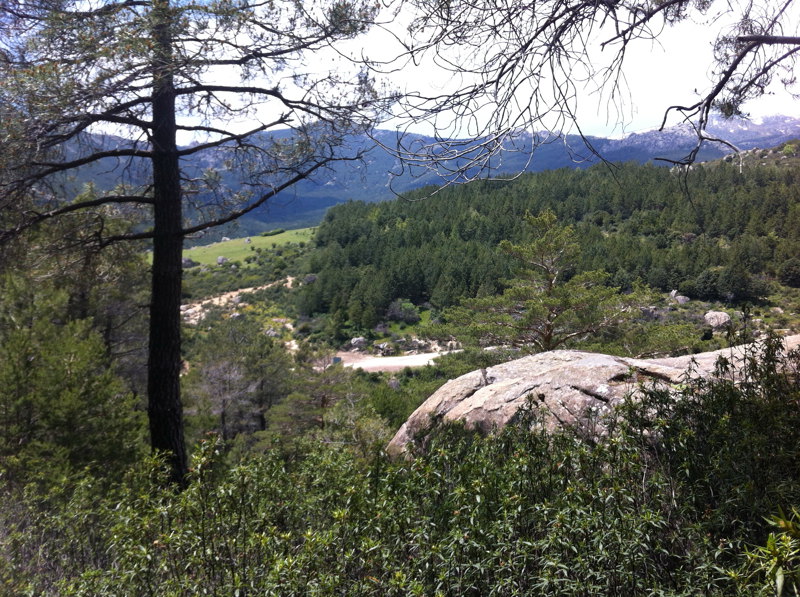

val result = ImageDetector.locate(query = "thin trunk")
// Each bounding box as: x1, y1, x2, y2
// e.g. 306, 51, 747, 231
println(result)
147, 0, 187, 486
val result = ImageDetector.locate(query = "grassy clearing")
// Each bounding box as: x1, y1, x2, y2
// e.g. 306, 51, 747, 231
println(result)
386, 310, 433, 336
183, 228, 314, 266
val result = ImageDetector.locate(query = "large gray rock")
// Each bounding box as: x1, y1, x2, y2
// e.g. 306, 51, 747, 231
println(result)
386, 336, 800, 457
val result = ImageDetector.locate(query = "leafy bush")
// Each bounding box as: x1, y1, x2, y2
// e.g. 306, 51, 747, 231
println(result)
779, 258, 800, 288
733, 507, 800, 596
386, 298, 421, 324
4, 336, 800, 596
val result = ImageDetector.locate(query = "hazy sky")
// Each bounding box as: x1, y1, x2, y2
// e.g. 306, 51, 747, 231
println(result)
577, 19, 799, 136
199, 3, 798, 143
356, 4, 799, 138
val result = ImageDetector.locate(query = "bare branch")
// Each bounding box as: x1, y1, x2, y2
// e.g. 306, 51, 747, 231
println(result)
384, 0, 799, 180
180, 157, 338, 236
738, 35, 800, 45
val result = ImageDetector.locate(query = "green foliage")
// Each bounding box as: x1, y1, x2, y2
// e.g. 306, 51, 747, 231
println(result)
182, 240, 308, 300
779, 258, 800, 288
619, 335, 800, 539
300, 161, 800, 329
581, 320, 715, 358
183, 314, 295, 443
0, 218, 148, 486
386, 298, 421, 324
0, 274, 145, 485
733, 507, 800, 596
6, 338, 800, 595
441, 210, 649, 351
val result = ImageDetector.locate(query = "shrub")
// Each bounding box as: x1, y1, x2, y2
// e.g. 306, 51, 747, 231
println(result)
386, 298, 420, 324
779, 258, 800, 288
5, 336, 800, 596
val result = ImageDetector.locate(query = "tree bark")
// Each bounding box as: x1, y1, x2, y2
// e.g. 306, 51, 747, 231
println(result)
148, 0, 188, 486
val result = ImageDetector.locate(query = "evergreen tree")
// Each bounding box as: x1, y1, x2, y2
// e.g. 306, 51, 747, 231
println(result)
0, 274, 145, 484
0, 0, 389, 483
444, 210, 646, 352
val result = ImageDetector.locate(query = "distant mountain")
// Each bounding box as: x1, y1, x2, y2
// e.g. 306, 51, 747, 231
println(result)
593, 115, 800, 163
236, 115, 800, 232
63, 115, 800, 237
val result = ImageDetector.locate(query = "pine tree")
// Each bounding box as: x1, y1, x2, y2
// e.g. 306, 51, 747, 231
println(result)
0, 0, 389, 483
445, 210, 646, 352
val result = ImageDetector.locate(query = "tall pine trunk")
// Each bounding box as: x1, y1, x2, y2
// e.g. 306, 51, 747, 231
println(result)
147, 0, 188, 485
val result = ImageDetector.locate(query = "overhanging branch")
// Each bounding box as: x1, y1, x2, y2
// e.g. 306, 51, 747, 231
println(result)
179, 158, 336, 236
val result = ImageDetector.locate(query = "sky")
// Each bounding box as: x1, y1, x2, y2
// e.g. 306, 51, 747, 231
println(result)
576, 19, 799, 137
350, 3, 800, 139
193, 1, 799, 144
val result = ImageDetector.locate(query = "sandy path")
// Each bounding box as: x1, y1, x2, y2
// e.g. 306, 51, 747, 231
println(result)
337, 351, 451, 372
182, 277, 294, 324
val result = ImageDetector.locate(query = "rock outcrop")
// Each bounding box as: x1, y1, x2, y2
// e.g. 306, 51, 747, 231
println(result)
386, 336, 800, 457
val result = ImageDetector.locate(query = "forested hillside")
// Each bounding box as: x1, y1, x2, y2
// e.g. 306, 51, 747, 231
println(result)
300, 155, 800, 327
5, 152, 800, 595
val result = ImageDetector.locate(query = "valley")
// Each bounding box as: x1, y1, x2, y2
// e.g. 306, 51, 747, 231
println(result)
7, 134, 800, 596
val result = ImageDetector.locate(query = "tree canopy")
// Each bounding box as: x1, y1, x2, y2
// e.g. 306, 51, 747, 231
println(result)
441, 210, 646, 351
0, 0, 391, 483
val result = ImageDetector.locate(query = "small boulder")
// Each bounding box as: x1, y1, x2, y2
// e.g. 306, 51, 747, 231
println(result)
704, 310, 731, 329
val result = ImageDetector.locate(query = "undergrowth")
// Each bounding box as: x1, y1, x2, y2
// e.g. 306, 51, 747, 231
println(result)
3, 336, 800, 596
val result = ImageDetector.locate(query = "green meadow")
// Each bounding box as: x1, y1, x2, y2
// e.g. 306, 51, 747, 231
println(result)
182, 228, 314, 266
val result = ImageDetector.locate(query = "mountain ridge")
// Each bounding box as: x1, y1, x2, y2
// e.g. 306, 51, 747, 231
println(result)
62, 115, 800, 238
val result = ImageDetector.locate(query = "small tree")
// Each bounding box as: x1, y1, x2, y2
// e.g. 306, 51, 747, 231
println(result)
188, 315, 293, 440
0, 274, 145, 484
386, 298, 421, 324
444, 210, 645, 352
779, 257, 800, 288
